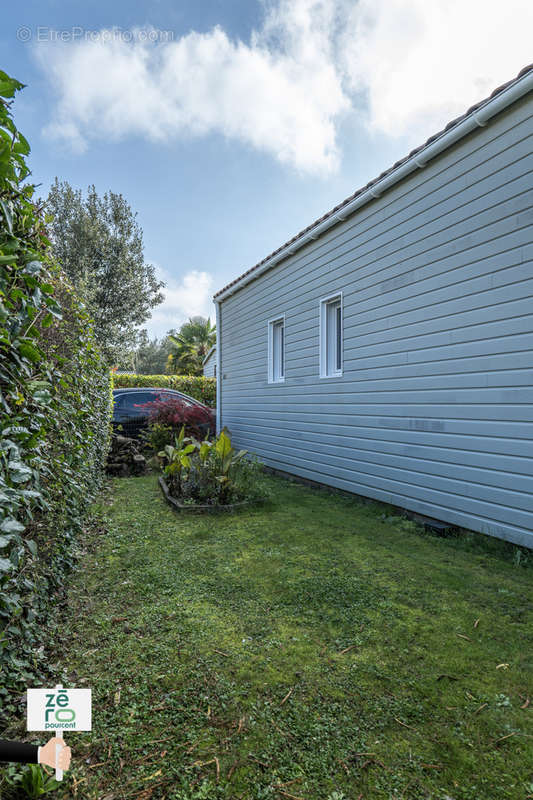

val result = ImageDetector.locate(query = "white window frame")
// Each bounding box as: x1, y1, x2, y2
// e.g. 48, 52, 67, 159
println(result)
268, 315, 286, 384
320, 292, 343, 378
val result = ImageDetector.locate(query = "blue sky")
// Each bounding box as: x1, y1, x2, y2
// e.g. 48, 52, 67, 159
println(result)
2, 0, 532, 337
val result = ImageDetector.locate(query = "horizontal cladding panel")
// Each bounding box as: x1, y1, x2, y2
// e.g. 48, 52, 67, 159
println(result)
219, 95, 533, 545
219, 404, 533, 430
220, 386, 533, 405
221, 364, 533, 391
222, 424, 533, 500
220, 401, 533, 423
228, 420, 533, 475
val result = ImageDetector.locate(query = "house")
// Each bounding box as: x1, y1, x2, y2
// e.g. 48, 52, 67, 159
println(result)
213, 65, 533, 549
203, 346, 217, 378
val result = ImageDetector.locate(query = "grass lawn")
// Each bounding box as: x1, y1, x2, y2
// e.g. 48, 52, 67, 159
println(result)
19, 474, 533, 798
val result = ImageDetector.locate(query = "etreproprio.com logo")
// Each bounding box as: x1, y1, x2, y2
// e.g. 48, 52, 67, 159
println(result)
16, 26, 174, 44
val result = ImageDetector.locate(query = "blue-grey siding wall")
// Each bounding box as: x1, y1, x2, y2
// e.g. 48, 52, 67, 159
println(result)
203, 351, 216, 377
219, 94, 533, 548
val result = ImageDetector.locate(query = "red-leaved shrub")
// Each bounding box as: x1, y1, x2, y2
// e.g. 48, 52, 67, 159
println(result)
141, 395, 215, 440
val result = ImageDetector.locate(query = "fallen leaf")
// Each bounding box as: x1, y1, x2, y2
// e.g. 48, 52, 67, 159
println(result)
496, 663, 509, 670
272, 778, 303, 788
338, 644, 356, 655
493, 731, 517, 745
144, 769, 162, 781
280, 687, 293, 706
394, 717, 416, 730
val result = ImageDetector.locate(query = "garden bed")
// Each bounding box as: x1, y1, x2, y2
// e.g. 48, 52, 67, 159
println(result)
158, 475, 253, 513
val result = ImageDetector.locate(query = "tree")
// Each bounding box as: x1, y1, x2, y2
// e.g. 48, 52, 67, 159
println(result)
46, 179, 164, 363
167, 316, 216, 375
133, 329, 176, 374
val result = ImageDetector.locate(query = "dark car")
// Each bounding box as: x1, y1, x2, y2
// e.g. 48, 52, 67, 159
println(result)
112, 387, 215, 439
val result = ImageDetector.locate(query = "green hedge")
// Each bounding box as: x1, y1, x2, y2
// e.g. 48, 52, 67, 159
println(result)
0, 71, 112, 696
113, 373, 217, 408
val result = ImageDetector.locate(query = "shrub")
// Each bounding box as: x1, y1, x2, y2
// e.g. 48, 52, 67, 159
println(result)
140, 422, 173, 454
0, 70, 112, 696
158, 428, 268, 507
142, 395, 215, 442
113, 373, 216, 407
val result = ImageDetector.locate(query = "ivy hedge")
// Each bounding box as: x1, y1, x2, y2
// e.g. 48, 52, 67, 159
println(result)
113, 374, 217, 408
0, 71, 112, 701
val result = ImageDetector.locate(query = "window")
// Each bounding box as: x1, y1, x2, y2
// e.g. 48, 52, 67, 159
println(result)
320, 294, 343, 377
114, 391, 159, 412
268, 316, 285, 383
159, 392, 194, 408
113, 392, 160, 426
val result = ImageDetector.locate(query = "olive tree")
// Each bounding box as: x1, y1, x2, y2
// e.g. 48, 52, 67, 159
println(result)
46, 179, 164, 364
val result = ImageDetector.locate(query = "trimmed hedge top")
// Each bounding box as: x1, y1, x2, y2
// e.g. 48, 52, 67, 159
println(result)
113, 373, 216, 408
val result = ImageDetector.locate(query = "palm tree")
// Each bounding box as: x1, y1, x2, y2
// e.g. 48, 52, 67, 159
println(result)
166, 316, 216, 375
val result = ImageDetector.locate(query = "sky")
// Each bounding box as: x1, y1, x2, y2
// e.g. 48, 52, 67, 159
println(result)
2, 0, 532, 338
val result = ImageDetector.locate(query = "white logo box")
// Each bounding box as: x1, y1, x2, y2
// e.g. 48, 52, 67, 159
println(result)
27, 688, 92, 731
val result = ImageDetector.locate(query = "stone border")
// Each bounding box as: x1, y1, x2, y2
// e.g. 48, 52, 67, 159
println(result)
158, 476, 252, 514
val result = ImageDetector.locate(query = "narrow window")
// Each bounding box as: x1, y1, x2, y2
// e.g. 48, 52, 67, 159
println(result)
268, 317, 285, 383
320, 294, 343, 377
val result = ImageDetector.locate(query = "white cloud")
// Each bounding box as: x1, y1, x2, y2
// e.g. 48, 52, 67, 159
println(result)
36, 8, 349, 174
146, 268, 215, 339
36, 0, 533, 172
339, 0, 533, 142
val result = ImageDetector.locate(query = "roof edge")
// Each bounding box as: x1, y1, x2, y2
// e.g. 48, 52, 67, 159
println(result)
202, 345, 216, 364
214, 64, 533, 303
